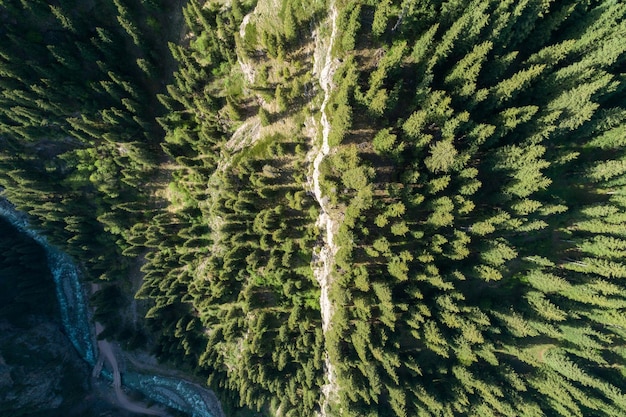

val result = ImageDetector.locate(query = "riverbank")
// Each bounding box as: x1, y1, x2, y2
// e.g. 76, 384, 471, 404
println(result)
0, 216, 131, 417
0, 199, 224, 417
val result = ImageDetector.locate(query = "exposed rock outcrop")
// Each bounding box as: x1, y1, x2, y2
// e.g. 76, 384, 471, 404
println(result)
0, 319, 88, 415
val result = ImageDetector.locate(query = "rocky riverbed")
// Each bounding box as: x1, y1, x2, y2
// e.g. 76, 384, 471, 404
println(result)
0, 200, 223, 417
0, 318, 144, 417
0, 215, 138, 417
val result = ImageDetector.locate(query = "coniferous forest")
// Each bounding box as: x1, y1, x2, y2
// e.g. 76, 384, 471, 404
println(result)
1, 0, 626, 416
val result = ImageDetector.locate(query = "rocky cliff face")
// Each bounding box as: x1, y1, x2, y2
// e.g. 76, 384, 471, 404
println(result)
0, 216, 84, 415
0, 317, 147, 417
0, 217, 141, 417
0, 319, 89, 415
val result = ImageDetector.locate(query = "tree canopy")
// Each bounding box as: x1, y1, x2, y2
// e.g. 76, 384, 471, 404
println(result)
1, 0, 626, 416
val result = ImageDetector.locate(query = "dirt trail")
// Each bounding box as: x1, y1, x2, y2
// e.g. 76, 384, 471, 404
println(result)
91, 284, 168, 416
308, 3, 340, 416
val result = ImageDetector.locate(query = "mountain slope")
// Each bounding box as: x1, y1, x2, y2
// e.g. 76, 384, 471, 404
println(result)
1, 1, 626, 417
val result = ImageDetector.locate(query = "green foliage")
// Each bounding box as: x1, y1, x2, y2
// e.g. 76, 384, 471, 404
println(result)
258, 106, 270, 126
372, 128, 397, 155
2, 1, 626, 416
371, 0, 392, 38
323, 1, 626, 416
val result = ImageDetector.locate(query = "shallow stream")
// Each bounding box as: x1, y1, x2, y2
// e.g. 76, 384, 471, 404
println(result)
0, 199, 221, 417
